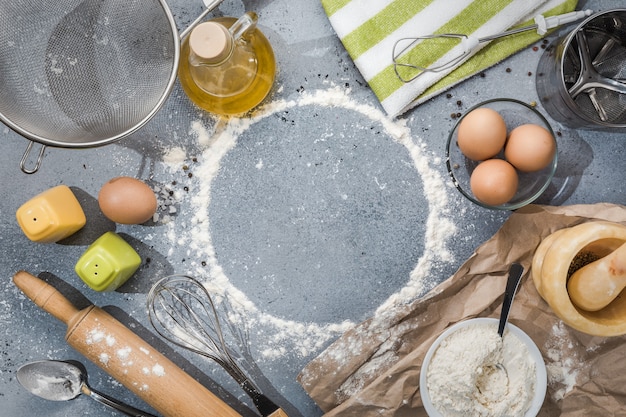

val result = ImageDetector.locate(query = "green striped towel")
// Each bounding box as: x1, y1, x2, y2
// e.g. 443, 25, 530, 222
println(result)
322, 0, 578, 117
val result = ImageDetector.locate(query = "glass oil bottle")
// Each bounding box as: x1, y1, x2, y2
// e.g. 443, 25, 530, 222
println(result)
178, 12, 276, 116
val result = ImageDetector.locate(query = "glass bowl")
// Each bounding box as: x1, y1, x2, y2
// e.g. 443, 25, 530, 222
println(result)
446, 98, 557, 210
420, 317, 547, 417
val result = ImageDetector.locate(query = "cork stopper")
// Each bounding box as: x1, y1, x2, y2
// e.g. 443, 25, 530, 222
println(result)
189, 22, 232, 63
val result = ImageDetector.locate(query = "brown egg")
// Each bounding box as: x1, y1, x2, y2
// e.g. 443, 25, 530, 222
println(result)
98, 177, 157, 224
470, 159, 518, 206
505, 124, 556, 172
457, 108, 507, 161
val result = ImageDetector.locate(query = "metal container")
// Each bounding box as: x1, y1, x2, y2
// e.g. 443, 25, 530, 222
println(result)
536, 9, 626, 129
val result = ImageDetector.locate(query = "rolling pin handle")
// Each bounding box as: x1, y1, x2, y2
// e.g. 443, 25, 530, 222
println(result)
12, 270, 80, 324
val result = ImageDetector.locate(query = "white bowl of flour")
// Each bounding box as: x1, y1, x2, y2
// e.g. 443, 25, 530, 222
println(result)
420, 318, 547, 417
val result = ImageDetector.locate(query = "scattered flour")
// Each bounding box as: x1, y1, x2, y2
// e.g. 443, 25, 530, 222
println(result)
544, 321, 584, 401
137, 364, 166, 378
84, 327, 167, 388
152, 364, 165, 377
162, 146, 187, 170
116, 347, 132, 361
159, 86, 456, 360
426, 321, 536, 417
86, 329, 106, 344
331, 313, 415, 401
99, 353, 110, 365
336, 341, 399, 401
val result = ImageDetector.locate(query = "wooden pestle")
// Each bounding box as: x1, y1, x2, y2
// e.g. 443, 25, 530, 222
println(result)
568, 242, 626, 311
13, 270, 242, 417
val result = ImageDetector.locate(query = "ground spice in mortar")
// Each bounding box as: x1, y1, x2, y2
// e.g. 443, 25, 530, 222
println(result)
567, 251, 600, 278
426, 322, 536, 417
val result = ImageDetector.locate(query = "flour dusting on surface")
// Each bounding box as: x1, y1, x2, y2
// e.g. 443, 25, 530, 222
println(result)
99, 353, 110, 365
162, 146, 187, 170
544, 321, 584, 401
157, 87, 456, 360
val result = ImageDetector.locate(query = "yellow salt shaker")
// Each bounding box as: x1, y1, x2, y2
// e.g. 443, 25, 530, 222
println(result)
16, 185, 86, 243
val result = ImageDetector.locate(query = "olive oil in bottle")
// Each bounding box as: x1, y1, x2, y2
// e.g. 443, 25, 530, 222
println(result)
179, 12, 276, 116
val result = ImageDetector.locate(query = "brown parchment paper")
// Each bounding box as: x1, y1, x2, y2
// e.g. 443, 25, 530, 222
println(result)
298, 203, 626, 417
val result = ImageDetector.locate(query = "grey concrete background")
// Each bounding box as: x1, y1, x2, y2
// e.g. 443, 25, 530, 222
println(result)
1, 0, 624, 416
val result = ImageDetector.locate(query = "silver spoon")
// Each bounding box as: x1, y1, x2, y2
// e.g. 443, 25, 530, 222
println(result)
17, 360, 158, 417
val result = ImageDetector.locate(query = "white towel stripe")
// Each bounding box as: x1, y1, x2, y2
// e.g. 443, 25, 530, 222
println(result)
353, 0, 474, 80
324, 0, 574, 116
328, 0, 397, 39
381, 0, 548, 115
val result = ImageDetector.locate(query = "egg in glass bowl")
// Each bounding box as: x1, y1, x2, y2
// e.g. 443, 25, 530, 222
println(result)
446, 98, 557, 210
420, 318, 547, 417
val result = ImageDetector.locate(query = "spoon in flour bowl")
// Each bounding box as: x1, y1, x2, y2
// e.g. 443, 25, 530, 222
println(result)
492, 262, 525, 380
498, 263, 525, 337
491, 262, 525, 377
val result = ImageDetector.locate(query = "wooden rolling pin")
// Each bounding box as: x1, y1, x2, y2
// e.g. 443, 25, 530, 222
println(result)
13, 270, 242, 417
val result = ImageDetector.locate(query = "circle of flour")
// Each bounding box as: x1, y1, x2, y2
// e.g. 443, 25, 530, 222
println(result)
180, 87, 456, 358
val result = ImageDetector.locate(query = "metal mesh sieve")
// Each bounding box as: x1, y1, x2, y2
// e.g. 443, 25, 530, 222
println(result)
0, 0, 179, 148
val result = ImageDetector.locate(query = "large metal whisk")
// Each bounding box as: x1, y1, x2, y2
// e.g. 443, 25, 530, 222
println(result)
392, 9, 592, 83
147, 275, 286, 417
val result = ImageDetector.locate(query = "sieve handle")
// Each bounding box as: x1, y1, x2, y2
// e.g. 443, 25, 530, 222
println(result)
20, 141, 46, 174
179, 0, 225, 39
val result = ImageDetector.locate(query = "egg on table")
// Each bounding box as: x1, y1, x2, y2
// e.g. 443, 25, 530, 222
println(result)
98, 177, 157, 224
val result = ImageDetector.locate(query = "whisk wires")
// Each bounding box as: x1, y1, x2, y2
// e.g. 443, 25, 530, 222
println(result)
147, 275, 255, 390
390, 11, 593, 83
392, 34, 469, 82
147, 275, 286, 417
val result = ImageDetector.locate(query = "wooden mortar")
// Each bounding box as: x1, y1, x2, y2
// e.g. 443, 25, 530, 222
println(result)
532, 221, 626, 336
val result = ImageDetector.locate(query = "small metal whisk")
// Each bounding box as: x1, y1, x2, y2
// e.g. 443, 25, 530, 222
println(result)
392, 9, 592, 83
147, 275, 287, 417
